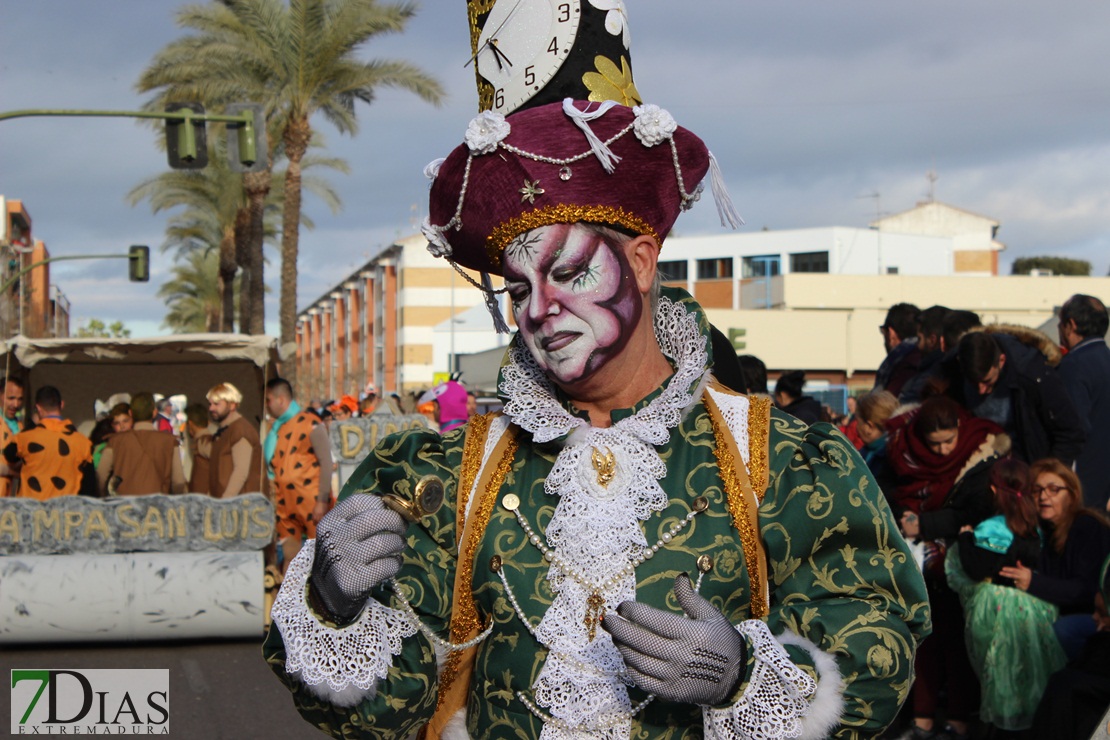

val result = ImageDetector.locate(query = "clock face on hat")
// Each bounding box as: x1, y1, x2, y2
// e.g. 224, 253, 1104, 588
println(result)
476, 0, 582, 114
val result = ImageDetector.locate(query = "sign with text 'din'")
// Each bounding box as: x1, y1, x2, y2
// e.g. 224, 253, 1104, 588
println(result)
11, 669, 168, 735
330, 415, 429, 464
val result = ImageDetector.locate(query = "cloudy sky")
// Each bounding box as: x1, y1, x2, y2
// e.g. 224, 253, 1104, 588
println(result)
3, 1, 1109, 337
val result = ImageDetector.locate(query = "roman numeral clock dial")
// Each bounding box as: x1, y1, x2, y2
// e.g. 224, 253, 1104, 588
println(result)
476, 0, 582, 113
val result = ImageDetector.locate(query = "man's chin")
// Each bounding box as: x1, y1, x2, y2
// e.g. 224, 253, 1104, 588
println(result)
541, 355, 612, 394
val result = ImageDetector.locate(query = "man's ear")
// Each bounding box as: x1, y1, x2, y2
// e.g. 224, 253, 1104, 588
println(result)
998, 353, 1006, 371
626, 235, 660, 294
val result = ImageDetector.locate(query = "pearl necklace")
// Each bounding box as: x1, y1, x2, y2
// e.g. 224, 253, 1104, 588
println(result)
388, 578, 493, 652
503, 492, 709, 641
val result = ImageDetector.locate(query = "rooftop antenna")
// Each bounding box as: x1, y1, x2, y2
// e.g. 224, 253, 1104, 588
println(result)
926, 156, 938, 202
857, 190, 883, 275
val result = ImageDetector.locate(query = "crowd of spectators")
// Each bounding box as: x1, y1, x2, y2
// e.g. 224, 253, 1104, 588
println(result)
778, 293, 1110, 740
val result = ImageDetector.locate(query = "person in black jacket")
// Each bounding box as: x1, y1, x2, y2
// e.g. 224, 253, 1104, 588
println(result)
773, 370, 821, 424
956, 329, 1085, 465
900, 305, 950, 404
1056, 294, 1110, 510
874, 302, 923, 398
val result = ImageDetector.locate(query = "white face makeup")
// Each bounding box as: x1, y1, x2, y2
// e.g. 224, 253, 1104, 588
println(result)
503, 223, 642, 388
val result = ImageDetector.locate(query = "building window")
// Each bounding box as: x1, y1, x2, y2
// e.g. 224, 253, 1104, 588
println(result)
697, 258, 733, 280
658, 260, 688, 282
886, 266, 899, 275
742, 255, 781, 278
790, 251, 829, 273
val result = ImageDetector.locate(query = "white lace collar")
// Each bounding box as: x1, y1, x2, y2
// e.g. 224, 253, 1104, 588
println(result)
499, 294, 711, 443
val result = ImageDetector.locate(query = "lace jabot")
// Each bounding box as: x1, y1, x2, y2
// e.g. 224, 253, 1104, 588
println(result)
496, 294, 712, 737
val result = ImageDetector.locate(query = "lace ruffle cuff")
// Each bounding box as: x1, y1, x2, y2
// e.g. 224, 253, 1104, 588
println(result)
270, 543, 417, 707
702, 620, 819, 739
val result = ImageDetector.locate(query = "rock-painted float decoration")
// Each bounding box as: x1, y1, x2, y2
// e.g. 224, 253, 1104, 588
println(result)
0, 493, 273, 643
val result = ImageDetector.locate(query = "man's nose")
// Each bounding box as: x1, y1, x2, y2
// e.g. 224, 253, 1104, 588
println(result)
526, 285, 558, 322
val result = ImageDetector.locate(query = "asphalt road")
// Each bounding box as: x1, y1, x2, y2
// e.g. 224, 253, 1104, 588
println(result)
3, 635, 324, 738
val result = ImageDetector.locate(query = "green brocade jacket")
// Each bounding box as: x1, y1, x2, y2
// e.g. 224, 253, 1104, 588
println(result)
265, 293, 930, 739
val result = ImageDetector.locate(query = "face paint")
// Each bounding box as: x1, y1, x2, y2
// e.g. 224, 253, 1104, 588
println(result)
503, 223, 642, 387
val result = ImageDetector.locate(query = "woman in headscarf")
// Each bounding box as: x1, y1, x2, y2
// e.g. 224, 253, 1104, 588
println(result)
887, 394, 1010, 740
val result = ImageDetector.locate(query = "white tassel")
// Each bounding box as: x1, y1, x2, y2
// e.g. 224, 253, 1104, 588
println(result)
562, 98, 621, 174
708, 151, 744, 228
482, 273, 512, 334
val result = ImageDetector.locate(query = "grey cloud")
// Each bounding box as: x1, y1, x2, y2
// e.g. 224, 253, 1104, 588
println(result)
4, 0, 1110, 335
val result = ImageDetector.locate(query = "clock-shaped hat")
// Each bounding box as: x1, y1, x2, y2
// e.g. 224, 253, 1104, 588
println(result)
466, 0, 640, 115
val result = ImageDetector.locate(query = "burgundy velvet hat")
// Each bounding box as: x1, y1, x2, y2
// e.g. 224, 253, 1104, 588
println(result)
422, 99, 740, 278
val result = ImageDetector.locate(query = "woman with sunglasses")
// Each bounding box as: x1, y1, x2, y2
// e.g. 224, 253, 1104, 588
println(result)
1000, 458, 1110, 660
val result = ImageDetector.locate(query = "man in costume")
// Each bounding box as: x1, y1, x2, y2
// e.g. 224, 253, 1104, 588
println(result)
265, 4, 928, 738
206, 382, 263, 497
183, 402, 213, 495
96, 391, 186, 495
3, 385, 95, 499
265, 377, 334, 573
265, 106, 928, 739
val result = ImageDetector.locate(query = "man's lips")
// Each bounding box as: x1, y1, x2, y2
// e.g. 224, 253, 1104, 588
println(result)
539, 331, 580, 351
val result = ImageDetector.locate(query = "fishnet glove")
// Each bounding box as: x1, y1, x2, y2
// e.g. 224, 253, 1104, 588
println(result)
309, 495, 406, 622
603, 573, 748, 706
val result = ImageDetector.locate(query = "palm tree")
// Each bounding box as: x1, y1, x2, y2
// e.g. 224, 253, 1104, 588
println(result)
158, 248, 227, 332
136, 0, 443, 388
131, 134, 346, 332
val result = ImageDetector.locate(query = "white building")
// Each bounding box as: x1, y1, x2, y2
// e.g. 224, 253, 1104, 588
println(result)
873, 200, 1004, 276
660, 227, 955, 310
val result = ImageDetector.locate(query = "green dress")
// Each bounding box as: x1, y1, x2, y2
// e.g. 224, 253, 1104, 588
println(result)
264, 289, 930, 739
946, 518, 1066, 731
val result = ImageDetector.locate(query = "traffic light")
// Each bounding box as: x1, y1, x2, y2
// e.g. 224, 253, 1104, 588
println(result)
128, 245, 150, 282
165, 102, 208, 170
225, 103, 268, 173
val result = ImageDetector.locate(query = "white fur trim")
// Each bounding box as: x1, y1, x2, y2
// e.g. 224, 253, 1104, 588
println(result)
433, 640, 452, 678
777, 630, 845, 740
441, 708, 471, 740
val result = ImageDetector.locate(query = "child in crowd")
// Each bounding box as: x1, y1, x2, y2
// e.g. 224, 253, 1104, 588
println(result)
947, 458, 1066, 733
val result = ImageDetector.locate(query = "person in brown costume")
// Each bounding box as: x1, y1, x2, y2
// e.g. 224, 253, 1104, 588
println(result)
97, 391, 186, 495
